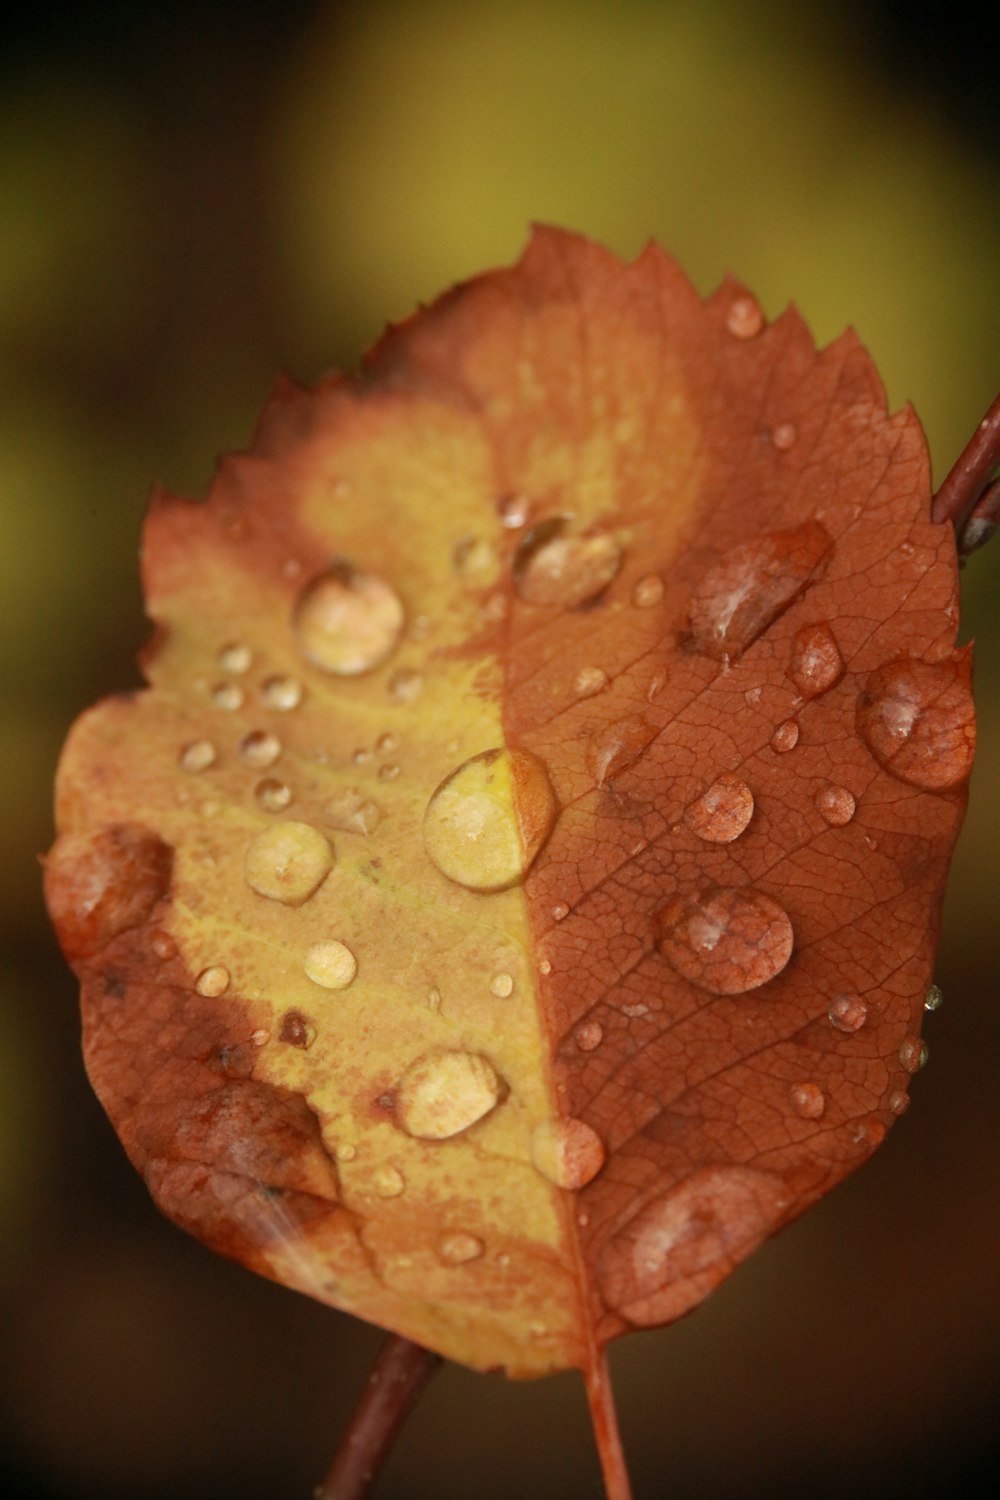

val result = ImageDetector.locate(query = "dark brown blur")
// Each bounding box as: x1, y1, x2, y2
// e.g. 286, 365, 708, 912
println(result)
2, 3, 999, 1497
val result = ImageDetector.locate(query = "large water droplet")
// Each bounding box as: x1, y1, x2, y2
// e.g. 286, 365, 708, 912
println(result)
770, 718, 799, 753
179, 739, 217, 773
790, 1082, 826, 1119
325, 788, 382, 835
655, 887, 793, 995
239, 729, 282, 769
244, 821, 333, 904
530, 1118, 606, 1189
788, 622, 844, 698
828, 993, 868, 1032
587, 715, 657, 786
512, 517, 623, 607
439, 1232, 485, 1265
898, 1035, 928, 1073
816, 784, 856, 826
260, 674, 303, 711
687, 520, 833, 661
294, 561, 405, 676
194, 965, 230, 997
684, 775, 754, 843
856, 657, 975, 789
423, 747, 557, 892
395, 1050, 502, 1139
304, 940, 357, 990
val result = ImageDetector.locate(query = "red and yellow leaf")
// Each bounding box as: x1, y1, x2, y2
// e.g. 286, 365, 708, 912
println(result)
45, 229, 972, 1385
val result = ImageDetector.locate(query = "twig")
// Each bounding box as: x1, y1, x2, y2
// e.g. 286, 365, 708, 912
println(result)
932, 388, 1000, 549
584, 1344, 634, 1500
316, 1334, 443, 1500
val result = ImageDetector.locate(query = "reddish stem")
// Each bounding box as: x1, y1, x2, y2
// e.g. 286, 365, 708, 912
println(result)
932, 388, 1000, 531
316, 1334, 443, 1500
584, 1345, 634, 1500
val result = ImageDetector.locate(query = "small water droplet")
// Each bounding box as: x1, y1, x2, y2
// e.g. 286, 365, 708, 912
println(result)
408, 614, 431, 642
513, 517, 623, 607
788, 622, 844, 698
376, 732, 399, 754
373, 1165, 405, 1198
254, 777, 292, 814
687, 520, 833, 661
574, 665, 608, 698
726, 293, 764, 338
744, 686, 762, 706
388, 668, 423, 703
279, 1009, 316, 1048
856, 656, 975, 789
194, 965, 230, 997
816, 784, 856, 826
539, 958, 553, 976
179, 739, 217, 773
260, 674, 303, 711
424, 747, 557, 892
656, 887, 793, 995
790, 1081, 826, 1119
218, 643, 252, 674
239, 729, 281, 769
898, 1035, 928, 1073
498, 493, 530, 528
530, 1118, 606, 1189
427, 987, 442, 1010
772, 422, 797, 451
453, 535, 499, 584
850, 1116, 886, 1151
684, 775, 754, 843
250, 1027, 270, 1047
244, 821, 334, 904
587, 715, 657, 786
211, 681, 244, 711
439, 1232, 484, 1265
325, 788, 382, 834
552, 902, 569, 922
150, 929, 176, 960
335, 1142, 356, 1162
574, 1021, 604, 1052
770, 718, 799, 753
395, 1050, 502, 1139
377, 763, 401, 782
304, 940, 357, 990
924, 983, 943, 1012
632, 573, 664, 608
887, 1090, 910, 1116
490, 972, 514, 998
621, 1003, 649, 1018
828, 993, 868, 1033
293, 561, 405, 676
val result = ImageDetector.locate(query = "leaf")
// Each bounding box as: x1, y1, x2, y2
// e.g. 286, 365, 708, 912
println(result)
45, 230, 972, 1402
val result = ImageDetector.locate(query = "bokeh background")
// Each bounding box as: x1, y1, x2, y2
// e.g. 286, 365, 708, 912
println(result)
2, 2, 999, 1496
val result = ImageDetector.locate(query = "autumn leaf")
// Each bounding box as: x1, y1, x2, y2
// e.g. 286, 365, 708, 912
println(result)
44, 228, 974, 1493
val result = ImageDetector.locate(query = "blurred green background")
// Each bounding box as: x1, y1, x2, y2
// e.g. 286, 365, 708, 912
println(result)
2, 2, 999, 1496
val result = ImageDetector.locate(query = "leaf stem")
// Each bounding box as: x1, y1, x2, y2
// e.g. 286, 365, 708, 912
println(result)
315, 1334, 443, 1500
932, 388, 1000, 535
584, 1345, 634, 1500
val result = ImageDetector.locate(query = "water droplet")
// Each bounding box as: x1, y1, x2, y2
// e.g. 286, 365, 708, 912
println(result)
388, 668, 423, 703
530, 1118, 606, 1189
655, 887, 793, 995
498, 493, 530, 528
179, 739, 217, 773
687, 520, 833, 661
260, 674, 303, 711
574, 1021, 604, 1052
335, 1142, 356, 1162
378, 763, 401, 782
239, 729, 281, 769
218, 643, 252, 674
513, 517, 623, 607
744, 686, 762, 705
211, 681, 244, 711
539, 958, 553, 976
788, 622, 843, 698
770, 718, 799, 753
424, 747, 557, 892
888, 1090, 910, 1116
325, 788, 382, 834
726, 294, 764, 338
376, 732, 399, 754
293, 561, 405, 676
587, 715, 657, 786
150, 929, 176, 960
304, 940, 357, 990
632, 573, 664, 608
828, 993, 868, 1032
924, 983, 943, 1012
684, 775, 754, 843
898, 1035, 928, 1073
439, 1232, 484, 1264
352, 747, 372, 766
427, 987, 442, 1011
552, 902, 569, 922
790, 1082, 826, 1119
816, 784, 856, 826
395, 1050, 502, 1139
490, 972, 514, 998
453, 535, 499, 584
850, 1116, 886, 1151
574, 665, 608, 698
244, 821, 334, 905
250, 1027, 270, 1047
772, 422, 797, 451
254, 777, 292, 813
373, 1165, 405, 1198
279, 1009, 316, 1049
856, 657, 975, 789
194, 965, 230, 997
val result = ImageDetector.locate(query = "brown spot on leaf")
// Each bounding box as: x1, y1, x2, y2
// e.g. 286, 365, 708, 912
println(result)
44, 823, 172, 959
